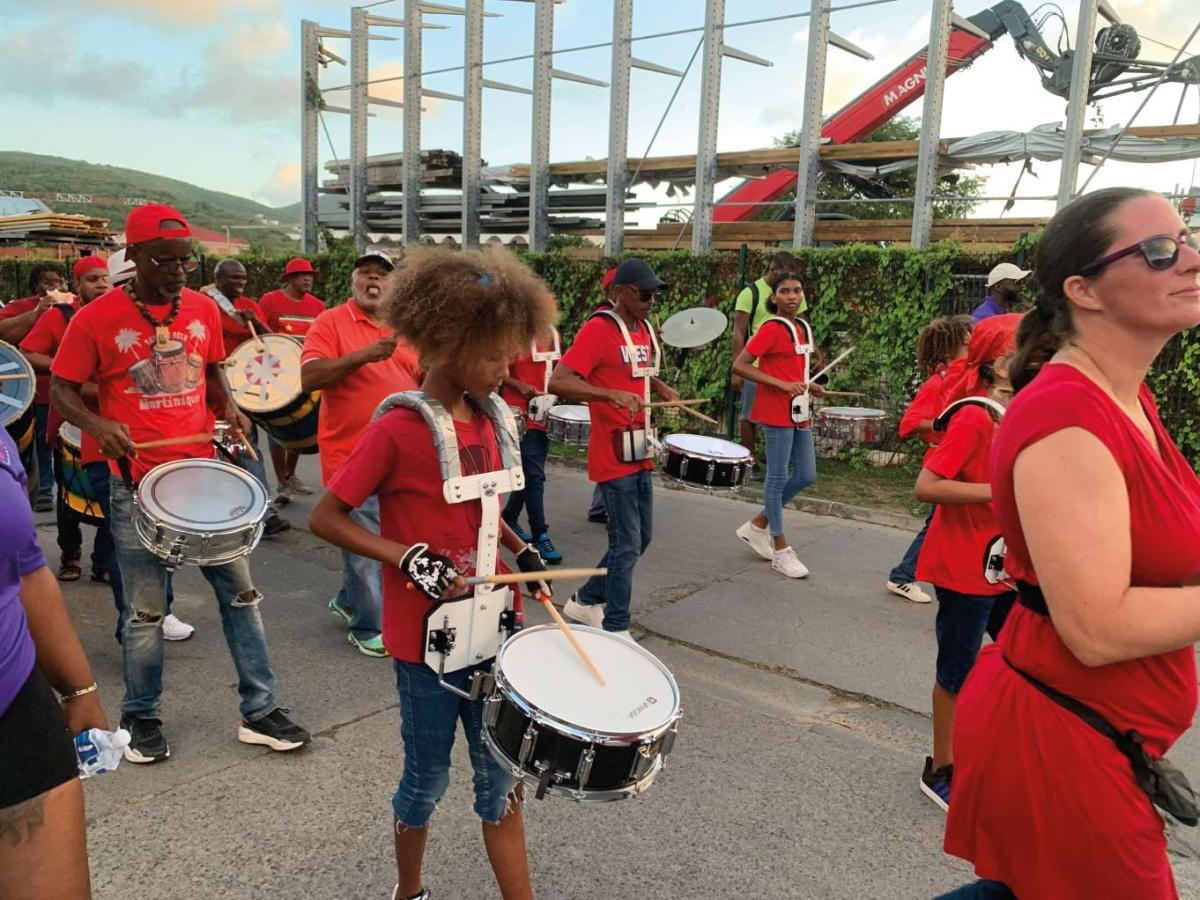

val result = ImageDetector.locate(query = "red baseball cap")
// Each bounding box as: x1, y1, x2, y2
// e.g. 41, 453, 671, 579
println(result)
284, 257, 315, 276
601, 267, 617, 289
72, 256, 108, 281
124, 203, 192, 245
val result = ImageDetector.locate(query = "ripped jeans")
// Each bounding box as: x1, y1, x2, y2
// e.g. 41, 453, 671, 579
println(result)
391, 660, 516, 828
109, 477, 278, 721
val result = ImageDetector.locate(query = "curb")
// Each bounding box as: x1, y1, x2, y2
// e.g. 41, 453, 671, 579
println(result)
546, 456, 924, 533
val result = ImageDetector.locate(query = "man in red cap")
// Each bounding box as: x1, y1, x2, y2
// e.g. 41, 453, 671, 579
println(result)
258, 257, 326, 500
0, 262, 68, 510
51, 203, 310, 764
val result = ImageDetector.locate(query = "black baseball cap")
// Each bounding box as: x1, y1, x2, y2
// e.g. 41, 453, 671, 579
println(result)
612, 258, 668, 291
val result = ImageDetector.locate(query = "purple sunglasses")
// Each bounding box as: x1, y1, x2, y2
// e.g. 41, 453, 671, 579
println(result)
1078, 230, 1200, 276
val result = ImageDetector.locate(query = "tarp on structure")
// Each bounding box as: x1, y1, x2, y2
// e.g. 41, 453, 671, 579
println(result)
825, 122, 1200, 179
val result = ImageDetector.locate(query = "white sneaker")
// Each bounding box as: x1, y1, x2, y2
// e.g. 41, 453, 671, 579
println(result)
609, 629, 638, 644
562, 593, 604, 628
163, 614, 195, 641
887, 580, 932, 604
772, 547, 809, 579
287, 475, 313, 496
272, 485, 292, 506
736, 520, 773, 560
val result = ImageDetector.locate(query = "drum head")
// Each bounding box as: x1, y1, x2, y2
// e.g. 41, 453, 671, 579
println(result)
138, 459, 267, 531
226, 335, 303, 414
58, 422, 83, 450
663, 433, 750, 461
0, 339, 35, 428
496, 625, 679, 736
548, 405, 590, 423
819, 406, 885, 418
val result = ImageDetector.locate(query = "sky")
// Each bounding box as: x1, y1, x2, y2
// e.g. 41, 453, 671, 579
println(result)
1, 0, 1197, 225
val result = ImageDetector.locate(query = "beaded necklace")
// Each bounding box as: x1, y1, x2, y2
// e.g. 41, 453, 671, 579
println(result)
126, 280, 181, 346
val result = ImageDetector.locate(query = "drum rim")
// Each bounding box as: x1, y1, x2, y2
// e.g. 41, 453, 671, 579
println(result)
493, 624, 681, 744
546, 405, 590, 422
136, 458, 268, 531
58, 421, 83, 450
662, 432, 752, 462
818, 406, 886, 417
0, 339, 36, 428
226, 334, 306, 414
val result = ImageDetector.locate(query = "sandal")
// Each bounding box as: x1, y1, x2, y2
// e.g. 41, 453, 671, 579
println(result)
58, 560, 82, 582
90, 569, 110, 584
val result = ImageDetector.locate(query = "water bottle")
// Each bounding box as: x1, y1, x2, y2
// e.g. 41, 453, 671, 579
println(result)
74, 728, 131, 779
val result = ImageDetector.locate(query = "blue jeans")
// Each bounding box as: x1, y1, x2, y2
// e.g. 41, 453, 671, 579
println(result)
109, 477, 278, 720
503, 429, 549, 536
337, 495, 383, 639
587, 484, 606, 518
234, 425, 278, 518
33, 403, 53, 502
739, 380, 757, 422
760, 425, 816, 538
577, 469, 652, 631
936, 880, 1015, 899
889, 505, 935, 585
933, 587, 1015, 694
391, 660, 516, 827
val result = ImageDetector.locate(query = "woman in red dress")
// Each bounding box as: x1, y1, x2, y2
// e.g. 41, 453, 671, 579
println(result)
941, 187, 1200, 898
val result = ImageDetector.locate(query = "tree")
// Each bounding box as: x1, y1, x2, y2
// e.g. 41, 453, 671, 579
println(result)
771, 116, 987, 220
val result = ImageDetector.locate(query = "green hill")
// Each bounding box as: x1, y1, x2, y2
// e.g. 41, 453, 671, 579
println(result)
0, 152, 301, 253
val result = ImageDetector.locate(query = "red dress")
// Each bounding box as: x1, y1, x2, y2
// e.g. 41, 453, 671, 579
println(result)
946, 364, 1200, 899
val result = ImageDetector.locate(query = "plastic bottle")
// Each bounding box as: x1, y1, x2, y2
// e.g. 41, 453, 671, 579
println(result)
74, 728, 131, 779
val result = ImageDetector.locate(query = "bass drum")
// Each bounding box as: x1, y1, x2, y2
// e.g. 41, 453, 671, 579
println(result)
56, 423, 104, 525
225, 334, 320, 454
0, 339, 36, 490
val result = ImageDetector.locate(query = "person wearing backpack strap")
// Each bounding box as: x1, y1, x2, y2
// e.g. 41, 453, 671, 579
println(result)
730, 251, 804, 456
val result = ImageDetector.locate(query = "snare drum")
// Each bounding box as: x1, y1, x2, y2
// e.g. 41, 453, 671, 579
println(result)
225, 335, 320, 454
816, 407, 887, 444
0, 339, 36, 468
212, 420, 247, 463
133, 459, 268, 568
483, 625, 681, 802
507, 406, 526, 440
546, 405, 590, 445
661, 434, 753, 491
56, 423, 104, 525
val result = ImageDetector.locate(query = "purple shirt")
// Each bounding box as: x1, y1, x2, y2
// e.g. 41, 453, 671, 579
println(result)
971, 295, 1008, 321
0, 428, 43, 716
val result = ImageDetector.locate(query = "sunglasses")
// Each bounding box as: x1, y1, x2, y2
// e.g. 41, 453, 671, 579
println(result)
633, 287, 665, 301
145, 255, 199, 274
1078, 231, 1200, 277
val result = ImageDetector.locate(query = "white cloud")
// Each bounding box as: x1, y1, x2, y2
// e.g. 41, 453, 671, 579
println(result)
227, 23, 291, 62
362, 62, 446, 122
48, 0, 280, 25
259, 160, 301, 206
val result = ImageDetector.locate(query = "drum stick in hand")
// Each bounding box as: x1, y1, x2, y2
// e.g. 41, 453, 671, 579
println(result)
133, 432, 214, 450
646, 398, 708, 408
464, 568, 607, 586
808, 345, 855, 384
244, 316, 266, 351
672, 404, 719, 426
820, 390, 866, 398
0, 373, 31, 382
538, 592, 606, 686
231, 425, 259, 462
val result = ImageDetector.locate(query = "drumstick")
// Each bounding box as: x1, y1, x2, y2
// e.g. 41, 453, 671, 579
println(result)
0, 373, 31, 382
244, 317, 266, 351
669, 403, 720, 426
537, 592, 606, 686
808, 345, 855, 384
820, 390, 866, 398
132, 432, 214, 450
645, 399, 708, 408
463, 567, 607, 586
230, 424, 260, 462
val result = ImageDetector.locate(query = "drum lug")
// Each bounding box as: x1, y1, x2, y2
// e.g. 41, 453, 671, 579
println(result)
574, 746, 595, 790
705, 460, 716, 485
482, 694, 501, 728
533, 761, 554, 801
518, 723, 538, 767
660, 718, 680, 757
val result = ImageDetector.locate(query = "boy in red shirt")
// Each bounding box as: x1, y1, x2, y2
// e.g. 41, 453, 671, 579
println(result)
259, 257, 326, 497
913, 314, 1019, 812
885, 315, 973, 605
731, 273, 825, 578
308, 247, 554, 900
549, 258, 678, 640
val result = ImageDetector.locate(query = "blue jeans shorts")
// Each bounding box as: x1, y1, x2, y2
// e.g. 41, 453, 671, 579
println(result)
933, 587, 1015, 694
391, 660, 517, 828
739, 379, 757, 422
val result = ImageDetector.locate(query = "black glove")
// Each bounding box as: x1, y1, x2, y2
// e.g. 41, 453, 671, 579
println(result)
400, 543, 460, 601
515, 545, 551, 599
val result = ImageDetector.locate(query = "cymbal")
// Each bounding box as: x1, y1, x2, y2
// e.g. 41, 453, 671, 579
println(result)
659, 307, 728, 349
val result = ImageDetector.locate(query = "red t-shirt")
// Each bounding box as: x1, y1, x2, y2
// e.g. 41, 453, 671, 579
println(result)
945, 365, 1200, 899
559, 314, 654, 484
901, 367, 950, 466
745, 317, 812, 428
205, 293, 265, 352
19, 302, 104, 464
259, 289, 325, 340
3, 296, 71, 405
328, 406, 509, 663
52, 287, 223, 482
502, 339, 557, 433
915, 402, 1004, 596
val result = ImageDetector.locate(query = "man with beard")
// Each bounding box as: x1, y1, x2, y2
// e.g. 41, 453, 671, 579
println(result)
51, 204, 309, 764
301, 250, 421, 657
971, 263, 1031, 321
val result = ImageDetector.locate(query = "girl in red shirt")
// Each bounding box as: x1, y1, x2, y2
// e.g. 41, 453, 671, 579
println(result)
731, 274, 826, 579
309, 247, 555, 900
914, 314, 1019, 814
941, 188, 1200, 899
887, 315, 974, 605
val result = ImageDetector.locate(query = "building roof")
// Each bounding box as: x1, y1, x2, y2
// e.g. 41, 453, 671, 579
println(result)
189, 225, 250, 247
0, 197, 51, 216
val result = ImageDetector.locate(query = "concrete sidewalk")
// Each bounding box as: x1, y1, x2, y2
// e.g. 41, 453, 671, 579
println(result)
37, 456, 1200, 899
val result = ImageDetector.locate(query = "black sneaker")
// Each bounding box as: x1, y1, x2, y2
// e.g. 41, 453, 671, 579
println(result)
263, 514, 291, 536
238, 708, 311, 752
920, 755, 952, 812
121, 715, 170, 764
587, 512, 608, 525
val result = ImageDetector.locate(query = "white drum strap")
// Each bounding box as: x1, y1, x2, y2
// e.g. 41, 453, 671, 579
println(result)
204, 286, 240, 319
529, 328, 562, 394
597, 310, 659, 435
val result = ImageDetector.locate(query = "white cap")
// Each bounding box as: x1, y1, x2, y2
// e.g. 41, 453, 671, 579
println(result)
107, 248, 137, 286
987, 262, 1031, 288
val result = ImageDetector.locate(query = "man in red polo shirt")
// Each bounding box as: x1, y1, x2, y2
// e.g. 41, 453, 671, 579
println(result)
301, 249, 421, 657
258, 257, 326, 500
1, 262, 68, 510
548, 258, 677, 641
51, 203, 309, 765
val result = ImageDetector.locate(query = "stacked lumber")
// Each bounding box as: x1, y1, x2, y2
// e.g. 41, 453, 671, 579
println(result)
0, 212, 113, 247
323, 150, 466, 190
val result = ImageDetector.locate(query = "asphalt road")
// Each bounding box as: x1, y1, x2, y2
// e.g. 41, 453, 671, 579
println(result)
36, 457, 1200, 899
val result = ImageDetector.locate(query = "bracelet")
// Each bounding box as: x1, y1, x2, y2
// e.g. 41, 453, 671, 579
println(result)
61, 682, 98, 702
